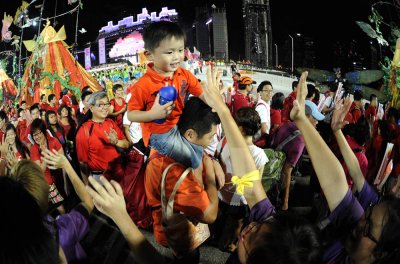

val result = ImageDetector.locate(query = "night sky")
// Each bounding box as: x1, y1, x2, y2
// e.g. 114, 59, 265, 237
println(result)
0, 0, 384, 70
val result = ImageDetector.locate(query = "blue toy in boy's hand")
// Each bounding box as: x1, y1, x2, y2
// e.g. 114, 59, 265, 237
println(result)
155, 85, 178, 124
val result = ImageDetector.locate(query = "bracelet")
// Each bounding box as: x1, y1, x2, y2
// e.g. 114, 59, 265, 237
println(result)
230, 170, 260, 195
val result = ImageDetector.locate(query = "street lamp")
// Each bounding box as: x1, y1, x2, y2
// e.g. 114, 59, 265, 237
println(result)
288, 34, 294, 74
274, 43, 278, 67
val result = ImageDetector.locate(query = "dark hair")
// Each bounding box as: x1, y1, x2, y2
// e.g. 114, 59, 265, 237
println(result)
143, 21, 185, 51
387, 107, 399, 123
257, 81, 273, 93
371, 197, 400, 263
57, 105, 76, 140
48, 93, 56, 102
81, 91, 92, 102
370, 94, 377, 101
30, 103, 40, 114
112, 83, 123, 94
353, 90, 363, 101
0, 177, 60, 263
328, 83, 338, 93
71, 95, 78, 105
30, 119, 47, 138
247, 211, 322, 264
17, 108, 24, 117
351, 116, 371, 146
271, 92, 285, 110
235, 107, 261, 136
82, 86, 91, 93
307, 84, 316, 99
5, 123, 29, 158
0, 110, 8, 123
21, 100, 26, 105
178, 97, 220, 138
233, 72, 241, 78
45, 110, 65, 144
40, 94, 46, 101
62, 87, 69, 96
40, 109, 46, 117
292, 81, 298, 91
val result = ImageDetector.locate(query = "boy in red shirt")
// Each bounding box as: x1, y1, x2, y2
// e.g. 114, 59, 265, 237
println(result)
127, 21, 206, 168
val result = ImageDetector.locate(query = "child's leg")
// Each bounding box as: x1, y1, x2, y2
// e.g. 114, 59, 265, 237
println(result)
150, 126, 203, 168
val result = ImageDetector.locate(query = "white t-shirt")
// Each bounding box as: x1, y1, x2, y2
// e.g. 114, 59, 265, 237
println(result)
123, 93, 142, 144
255, 98, 271, 139
217, 139, 268, 206
205, 123, 223, 156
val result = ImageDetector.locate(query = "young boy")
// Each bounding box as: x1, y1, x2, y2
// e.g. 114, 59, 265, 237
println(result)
127, 21, 206, 168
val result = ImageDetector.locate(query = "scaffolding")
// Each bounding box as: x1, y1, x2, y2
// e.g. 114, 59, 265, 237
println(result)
242, 0, 272, 68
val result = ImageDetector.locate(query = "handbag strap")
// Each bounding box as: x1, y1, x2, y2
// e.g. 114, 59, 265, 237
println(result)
161, 163, 193, 219
276, 130, 301, 151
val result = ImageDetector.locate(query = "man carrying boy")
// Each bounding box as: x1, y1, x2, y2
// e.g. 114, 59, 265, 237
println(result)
127, 21, 206, 168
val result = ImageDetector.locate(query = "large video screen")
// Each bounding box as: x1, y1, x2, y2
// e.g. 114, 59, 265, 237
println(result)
109, 31, 144, 59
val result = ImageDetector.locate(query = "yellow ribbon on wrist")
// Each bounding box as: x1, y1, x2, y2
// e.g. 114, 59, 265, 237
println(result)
231, 170, 260, 195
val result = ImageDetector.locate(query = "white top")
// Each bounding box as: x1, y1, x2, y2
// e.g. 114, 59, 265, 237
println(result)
255, 98, 271, 139
123, 92, 142, 144
205, 123, 223, 156
217, 139, 268, 206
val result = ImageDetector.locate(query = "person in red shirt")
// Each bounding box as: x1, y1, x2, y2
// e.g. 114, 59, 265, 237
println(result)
345, 90, 364, 124
145, 97, 219, 254
58, 105, 76, 142
39, 94, 49, 110
227, 76, 256, 117
269, 92, 285, 136
46, 94, 59, 113
76, 91, 129, 183
281, 80, 298, 123
109, 83, 126, 129
365, 94, 378, 121
127, 21, 205, 168
29, 118, 65, 212
232, 72, 241, 91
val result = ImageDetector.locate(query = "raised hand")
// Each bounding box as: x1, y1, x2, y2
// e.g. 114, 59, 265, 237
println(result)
202, 67, 223, 111
86, 176, 127, 220
290, 71, 308, 121
0, 134, 7, 159
41, 149, 68, 170
104, 128, 118, 145
331, 97, 352, 132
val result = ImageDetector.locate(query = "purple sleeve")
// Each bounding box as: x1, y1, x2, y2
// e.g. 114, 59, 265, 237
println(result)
324, 190, 364, 263
283, 137, 305, 167
328, 189, 364, 223
249, 198, 276, 222
355, 181, 379, 210
56, 204, 90, 261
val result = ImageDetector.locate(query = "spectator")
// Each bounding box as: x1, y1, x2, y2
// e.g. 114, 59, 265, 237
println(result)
109, 83, 127, 129
281, 80, 298, 123
228, 76, 256, 117
269, 92, 285, 136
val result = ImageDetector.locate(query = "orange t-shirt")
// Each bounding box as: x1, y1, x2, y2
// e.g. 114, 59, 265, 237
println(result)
145, 153, 209, 246
128, 64, 203, 146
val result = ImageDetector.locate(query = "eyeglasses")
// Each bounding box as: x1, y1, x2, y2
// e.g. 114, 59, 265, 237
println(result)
239, 216, 274, 257
262, 89, 273, 93
240, 222, 260, 257
363, 202, 380, 244
94, 102, 111, 108
32, 131, 42, 138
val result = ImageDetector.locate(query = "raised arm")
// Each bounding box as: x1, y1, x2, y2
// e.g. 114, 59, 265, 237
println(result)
201, 67, 266, 208
86, 176, 166, 264
42, 149, 94, 214
290, 72, 348, 211
331, 97, 366, 192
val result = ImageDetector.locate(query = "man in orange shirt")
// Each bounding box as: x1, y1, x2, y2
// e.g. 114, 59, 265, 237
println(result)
145, 97, 219, 259
127, 21, 206, 169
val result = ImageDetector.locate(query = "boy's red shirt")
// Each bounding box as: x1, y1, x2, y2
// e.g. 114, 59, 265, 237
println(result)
128, 64, 203, 146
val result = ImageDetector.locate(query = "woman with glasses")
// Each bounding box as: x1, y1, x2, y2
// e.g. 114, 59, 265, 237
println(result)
75, 91, 129, 183
29, 118, 66, 213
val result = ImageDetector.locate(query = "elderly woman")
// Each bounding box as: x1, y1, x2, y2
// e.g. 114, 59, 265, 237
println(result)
75, 91, 129, 183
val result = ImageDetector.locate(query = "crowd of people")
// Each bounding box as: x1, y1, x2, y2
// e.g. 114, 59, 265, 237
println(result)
1, 20, 400, 264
